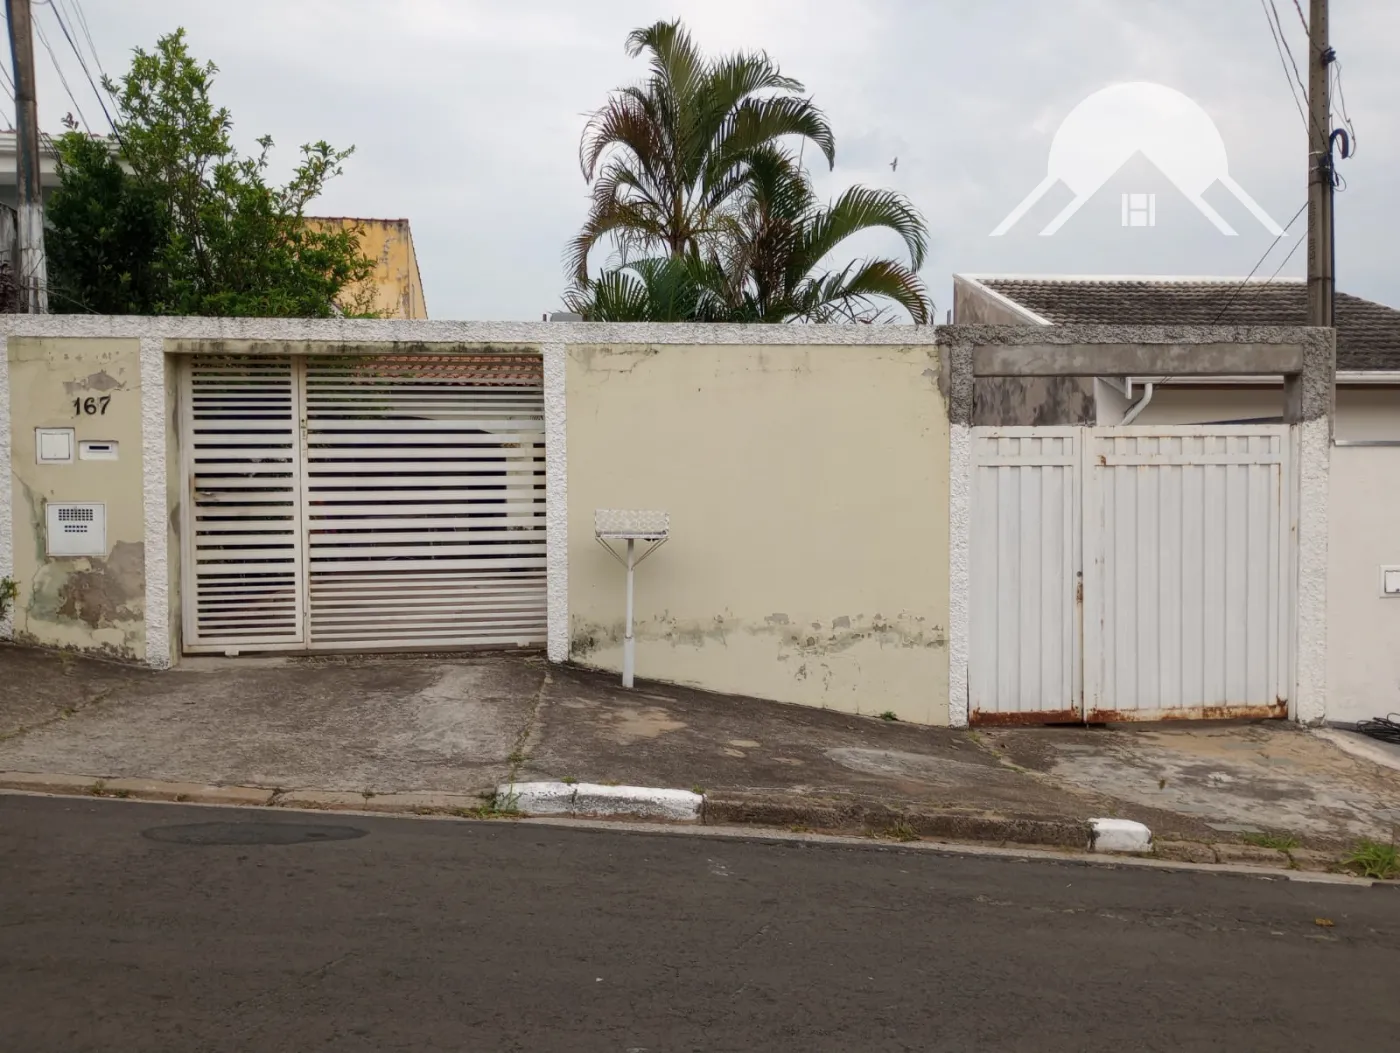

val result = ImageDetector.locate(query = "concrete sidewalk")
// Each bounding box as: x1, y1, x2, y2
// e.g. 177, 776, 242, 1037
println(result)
2, 644, 1398, 867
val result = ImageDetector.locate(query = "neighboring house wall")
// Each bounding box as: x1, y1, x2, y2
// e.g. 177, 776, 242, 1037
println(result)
953, 276, 1096, 426
1130, 384, 1400, 439
1328, 445, 1400, 723
565, 343, 951, 724
5, 337, 147, 660
305, 218, 428, 319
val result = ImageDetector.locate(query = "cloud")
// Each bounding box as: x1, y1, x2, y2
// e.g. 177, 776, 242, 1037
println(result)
21, 0, 1399, 318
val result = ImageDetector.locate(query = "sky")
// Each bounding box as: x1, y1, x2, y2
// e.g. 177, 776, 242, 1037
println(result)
12, 0, 1398, 320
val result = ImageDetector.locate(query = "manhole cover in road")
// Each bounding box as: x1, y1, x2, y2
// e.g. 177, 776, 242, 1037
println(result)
141, 822, 368, 846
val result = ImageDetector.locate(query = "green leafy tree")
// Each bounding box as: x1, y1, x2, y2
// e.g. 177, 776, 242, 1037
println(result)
568, 21, 930, 323
569, 18, 834, 285
566, 148, 930, 323
47, 29, 376, 317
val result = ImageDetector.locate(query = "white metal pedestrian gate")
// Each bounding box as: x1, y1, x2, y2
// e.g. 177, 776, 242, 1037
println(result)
180, 353, 547, 653
969, 426, 1293, 725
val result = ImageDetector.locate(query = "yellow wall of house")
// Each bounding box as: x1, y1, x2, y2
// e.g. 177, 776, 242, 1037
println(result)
306, 218, 427, 319
6, 337, 147, 660
565, 343, 952, 724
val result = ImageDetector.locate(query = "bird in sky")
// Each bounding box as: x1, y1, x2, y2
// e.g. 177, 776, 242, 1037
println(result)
890, 157, 898, 172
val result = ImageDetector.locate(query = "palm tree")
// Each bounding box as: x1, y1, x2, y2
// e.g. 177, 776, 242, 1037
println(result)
569, 19, 835, 285
566, 148, 932, 323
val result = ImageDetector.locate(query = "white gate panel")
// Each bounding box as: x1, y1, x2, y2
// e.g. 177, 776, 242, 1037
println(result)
1083, 427, 1291, 721
969, 429, 1082, 724
181, 353, 547, 654
182, 356, 306, 651
301, 355, 547, 650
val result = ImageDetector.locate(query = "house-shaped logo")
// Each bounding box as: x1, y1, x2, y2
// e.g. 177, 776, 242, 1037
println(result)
991, 82, 1285, 238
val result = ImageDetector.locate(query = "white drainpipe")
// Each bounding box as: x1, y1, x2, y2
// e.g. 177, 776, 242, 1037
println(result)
1121, 382, 1156, 425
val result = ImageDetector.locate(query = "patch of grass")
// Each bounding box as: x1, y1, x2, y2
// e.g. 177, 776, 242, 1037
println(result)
561, 776, 577, 785
690, 785, 705, 796
1243, 831, 1300, 851
506, 750, 525, 767
0, 577, 17, 621
1344, 839, 1400, 880
88, 780, 106, 796
875, 820, 919, 843
878, 711, 899, 722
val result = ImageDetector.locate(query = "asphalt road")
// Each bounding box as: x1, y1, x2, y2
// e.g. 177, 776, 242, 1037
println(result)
2, 796, 1398, 1052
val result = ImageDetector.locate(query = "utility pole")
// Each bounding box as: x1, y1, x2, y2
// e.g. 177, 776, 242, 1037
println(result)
1306, 0, 1333, 327
6, 0, 47, 313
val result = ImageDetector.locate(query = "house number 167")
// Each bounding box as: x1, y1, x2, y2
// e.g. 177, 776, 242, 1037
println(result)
73, 396, 111, 416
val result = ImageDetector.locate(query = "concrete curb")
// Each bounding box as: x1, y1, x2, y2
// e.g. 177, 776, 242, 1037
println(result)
703, 791, 1095, 849
503, 781, 703, 822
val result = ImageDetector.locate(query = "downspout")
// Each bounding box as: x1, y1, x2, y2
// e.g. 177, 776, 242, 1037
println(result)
1121, 382, 1155, 425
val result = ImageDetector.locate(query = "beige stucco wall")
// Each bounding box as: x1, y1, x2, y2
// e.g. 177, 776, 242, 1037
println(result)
1328, 445, 1400, 723
565, 343, 952, 724
6, 337, 147, 659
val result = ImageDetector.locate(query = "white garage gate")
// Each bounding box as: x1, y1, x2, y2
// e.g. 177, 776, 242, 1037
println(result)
179, 353, 547, 654
969, 425, 1295, 724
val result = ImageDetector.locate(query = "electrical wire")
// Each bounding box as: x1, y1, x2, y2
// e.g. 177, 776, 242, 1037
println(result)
32, 9, 90, 132
1354, 715, 1400, 746
1332, 58, 1357, 157
1260, 0, 1310, 136
46, 0, 117, 136
1290, 0, 1309, 34
1209, 200, 1308, 324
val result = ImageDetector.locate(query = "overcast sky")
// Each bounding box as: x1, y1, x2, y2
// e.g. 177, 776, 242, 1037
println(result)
15, 1, 1399, 319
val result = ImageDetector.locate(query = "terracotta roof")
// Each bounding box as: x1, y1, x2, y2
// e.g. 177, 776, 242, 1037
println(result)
975, 277, 1400, 372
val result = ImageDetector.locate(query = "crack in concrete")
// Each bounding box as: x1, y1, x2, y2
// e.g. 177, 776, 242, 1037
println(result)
0, 684, 122, 744
506, 666, 552, 783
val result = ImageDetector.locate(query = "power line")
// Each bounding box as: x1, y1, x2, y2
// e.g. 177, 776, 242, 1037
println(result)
1290, 0, 1309, 34
46, 0, 116, 135
1259, 0, 1309, 135
1255, 228, 1306, 291
1210, 200, 1308, 324
30, 8, 90, 131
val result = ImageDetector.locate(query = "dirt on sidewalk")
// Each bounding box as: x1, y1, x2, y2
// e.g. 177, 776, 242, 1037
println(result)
2, 643, 1399, 858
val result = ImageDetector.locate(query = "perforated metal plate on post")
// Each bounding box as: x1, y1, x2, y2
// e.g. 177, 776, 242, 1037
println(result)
594, 509, 670, 540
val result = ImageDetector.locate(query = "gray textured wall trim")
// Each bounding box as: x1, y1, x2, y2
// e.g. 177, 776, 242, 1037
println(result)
139, 337, 171, 668
1284, 331, 1338, 425
0, 316, 943, 347
542, 344, 569, 663
0, 339, 10, 640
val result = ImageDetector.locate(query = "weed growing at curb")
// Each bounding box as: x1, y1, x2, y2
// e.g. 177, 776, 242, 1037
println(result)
870, 820, 918, 843
451, 787, 523, 820
1243, 831, 1300, 851
1344, 839, 1400, 880
561, 776, 577, 785
691, 785, 705, 796
878, 711, 899, 721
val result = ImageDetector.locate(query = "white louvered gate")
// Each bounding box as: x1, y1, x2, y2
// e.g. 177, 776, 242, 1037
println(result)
969, 425, 1294, 725
181, 354, 547, 653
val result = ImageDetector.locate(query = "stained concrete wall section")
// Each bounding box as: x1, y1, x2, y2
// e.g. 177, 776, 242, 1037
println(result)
565, 343, 952, 725
952, 276, 1095, 426
6, 337, 148, 660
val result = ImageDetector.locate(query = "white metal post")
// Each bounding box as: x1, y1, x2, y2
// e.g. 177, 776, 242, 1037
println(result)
594, 510, 669, 691
623, 537, 636, 688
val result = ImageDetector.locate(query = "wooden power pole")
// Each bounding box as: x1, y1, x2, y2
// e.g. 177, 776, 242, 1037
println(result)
6, 0, 48, 313
1306, 0, 1333, 327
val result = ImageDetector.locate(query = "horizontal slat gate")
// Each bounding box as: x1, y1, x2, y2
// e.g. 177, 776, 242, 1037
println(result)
182, 353, 546, 653
302, 355, 546, 649
183, 357, 306, 649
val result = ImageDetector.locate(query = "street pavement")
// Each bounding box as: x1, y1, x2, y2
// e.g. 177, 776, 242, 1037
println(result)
2, 794, 1398, 1052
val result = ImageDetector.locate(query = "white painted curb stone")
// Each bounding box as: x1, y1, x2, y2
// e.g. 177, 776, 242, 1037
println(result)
1089, 818, 1153, 853
500, 782, 703, 822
